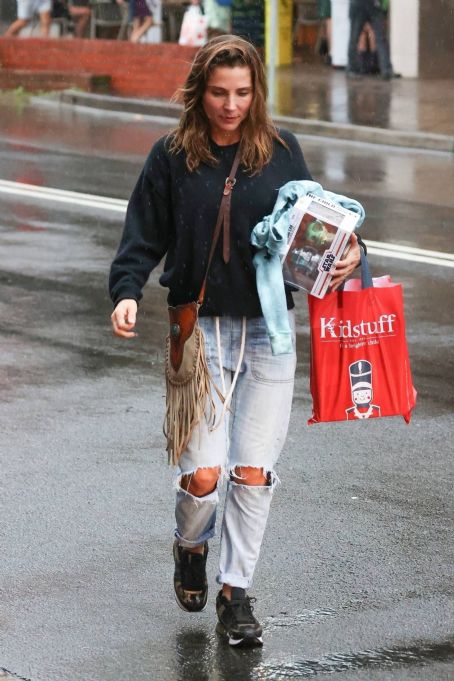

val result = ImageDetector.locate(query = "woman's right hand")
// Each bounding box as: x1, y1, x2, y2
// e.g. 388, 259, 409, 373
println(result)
111, 299, 138, 339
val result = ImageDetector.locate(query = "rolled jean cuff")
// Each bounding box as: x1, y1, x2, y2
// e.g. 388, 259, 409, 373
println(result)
174, 527, 216, 548
216, 572, 252, 589
174, 486, 218, 548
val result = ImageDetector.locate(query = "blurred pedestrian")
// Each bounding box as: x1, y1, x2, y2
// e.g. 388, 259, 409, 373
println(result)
179, 0, 208, 47
116, 0, 155, 43
109, 34, 361, 647
4, 0, 51, 37
356, 22, 379, 74
317, 0, 331, 65
68, 0, 91, 38
347, 0, 396, 79
203, 0, 231, 39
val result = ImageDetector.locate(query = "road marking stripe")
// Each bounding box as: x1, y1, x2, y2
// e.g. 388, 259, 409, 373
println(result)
1, 180, 453, 268
364, 239, 454, 262
0, 179, 127, 212
365, 247, 454, 268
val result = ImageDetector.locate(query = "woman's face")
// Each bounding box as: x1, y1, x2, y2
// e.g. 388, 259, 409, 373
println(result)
202, 65, 254, 144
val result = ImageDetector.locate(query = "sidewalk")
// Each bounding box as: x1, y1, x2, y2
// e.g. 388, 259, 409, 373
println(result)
275, 62, 454, 137
51, 61, 454, 153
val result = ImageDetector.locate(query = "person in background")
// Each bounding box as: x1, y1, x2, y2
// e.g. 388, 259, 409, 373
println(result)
68, 0, 91, 38
116, 0, 154, 43
203, 0, 231, 40
356, 22, 379, 74
317, 0, 331, 65
179, 0, 208, 47
4, 0, 51, 36
347, 0, 397, 79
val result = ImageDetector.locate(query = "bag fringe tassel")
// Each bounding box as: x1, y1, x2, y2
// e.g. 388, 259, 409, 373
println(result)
164, 328, 219, 466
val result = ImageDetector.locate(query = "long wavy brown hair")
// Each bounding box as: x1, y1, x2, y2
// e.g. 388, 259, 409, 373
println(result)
169, 35, 285, 174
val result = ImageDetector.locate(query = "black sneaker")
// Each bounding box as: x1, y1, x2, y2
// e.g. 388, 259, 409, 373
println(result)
216, 587, 263, 647
173, 540, 208, 613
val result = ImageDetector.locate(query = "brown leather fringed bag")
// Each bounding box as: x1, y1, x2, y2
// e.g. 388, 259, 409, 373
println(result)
164, 146, 242, 465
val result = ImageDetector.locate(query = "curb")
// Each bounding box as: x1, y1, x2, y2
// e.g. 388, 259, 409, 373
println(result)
273, 114, 454, 153
49, 90, 454, 154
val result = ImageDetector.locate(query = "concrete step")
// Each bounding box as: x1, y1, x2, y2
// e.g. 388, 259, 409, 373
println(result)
0, 69, 111, 93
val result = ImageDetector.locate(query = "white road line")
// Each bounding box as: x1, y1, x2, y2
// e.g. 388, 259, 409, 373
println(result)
365, 246, 454, 268
1, 179, 453, 268
365, 239, 454, 262
0, 179, 127, 212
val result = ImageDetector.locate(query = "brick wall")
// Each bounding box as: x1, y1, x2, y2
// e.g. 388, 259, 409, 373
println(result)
0, 38, 198, 98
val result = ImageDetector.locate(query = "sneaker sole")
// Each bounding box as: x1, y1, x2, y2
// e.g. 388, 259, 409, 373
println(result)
216, 622, 263, 647
174, 590, 207, 613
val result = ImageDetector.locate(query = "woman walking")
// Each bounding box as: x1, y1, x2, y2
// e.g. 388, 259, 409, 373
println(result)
109, 35, 360, 647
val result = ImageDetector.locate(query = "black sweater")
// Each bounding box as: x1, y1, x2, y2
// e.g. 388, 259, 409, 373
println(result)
109, 129, 312, 317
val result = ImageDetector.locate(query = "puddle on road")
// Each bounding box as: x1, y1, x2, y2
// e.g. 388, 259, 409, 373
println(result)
173, 624, 454, 681
262, 639, 454, 678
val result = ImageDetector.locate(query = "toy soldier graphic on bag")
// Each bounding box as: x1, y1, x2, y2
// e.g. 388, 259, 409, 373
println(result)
345, 359, 381, 420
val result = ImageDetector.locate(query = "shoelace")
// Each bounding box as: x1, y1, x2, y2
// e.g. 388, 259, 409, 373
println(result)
229, 596, 257, 623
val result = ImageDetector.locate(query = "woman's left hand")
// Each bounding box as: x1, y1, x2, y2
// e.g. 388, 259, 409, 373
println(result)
329, 232, 361, 292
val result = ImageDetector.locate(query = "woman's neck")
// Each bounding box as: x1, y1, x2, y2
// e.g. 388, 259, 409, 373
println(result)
210, 130, 241, 146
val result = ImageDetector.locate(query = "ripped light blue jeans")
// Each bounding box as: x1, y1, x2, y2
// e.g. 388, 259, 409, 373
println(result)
174, 312, 296, 589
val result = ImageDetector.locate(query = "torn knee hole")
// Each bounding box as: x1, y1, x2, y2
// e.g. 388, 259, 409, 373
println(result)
181, 466, 221, 497
230, 466, 270, 486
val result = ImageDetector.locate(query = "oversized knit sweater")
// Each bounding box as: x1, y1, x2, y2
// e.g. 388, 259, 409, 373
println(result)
109, 129, 312, 317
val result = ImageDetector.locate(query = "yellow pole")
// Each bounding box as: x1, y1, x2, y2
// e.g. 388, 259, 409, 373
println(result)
265, 0, 294, 67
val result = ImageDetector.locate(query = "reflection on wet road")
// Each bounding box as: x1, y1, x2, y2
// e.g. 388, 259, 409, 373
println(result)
272, 64, 454, 136
173, 628, 454, 680
263, 639, 454, 678
2, 178, 453, 269
0, 92, 453, 208
161, 622, 454, 680
1, 95, 453, 681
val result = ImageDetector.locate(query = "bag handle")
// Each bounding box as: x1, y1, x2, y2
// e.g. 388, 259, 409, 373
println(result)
197, 145, 242, 305
338, 241, 373, 292
360, 247, 374, 289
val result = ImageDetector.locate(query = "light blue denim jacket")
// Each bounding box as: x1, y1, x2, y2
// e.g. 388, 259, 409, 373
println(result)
250, 180, 366, 355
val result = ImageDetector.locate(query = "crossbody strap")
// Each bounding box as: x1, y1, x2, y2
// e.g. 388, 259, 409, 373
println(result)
197, 144, 242, 305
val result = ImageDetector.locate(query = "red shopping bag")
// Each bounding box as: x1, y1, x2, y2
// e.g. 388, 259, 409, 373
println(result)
308, 253, 417, 424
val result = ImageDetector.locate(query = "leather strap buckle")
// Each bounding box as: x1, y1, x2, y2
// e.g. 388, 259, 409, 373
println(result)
223, 177, 237, 196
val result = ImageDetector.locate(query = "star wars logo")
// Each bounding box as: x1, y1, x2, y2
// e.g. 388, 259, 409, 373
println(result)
320, 314, 397, 339
319, 251, 336, 273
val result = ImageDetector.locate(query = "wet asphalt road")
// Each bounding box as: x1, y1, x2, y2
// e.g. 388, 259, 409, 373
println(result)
0, 94, 453, 681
